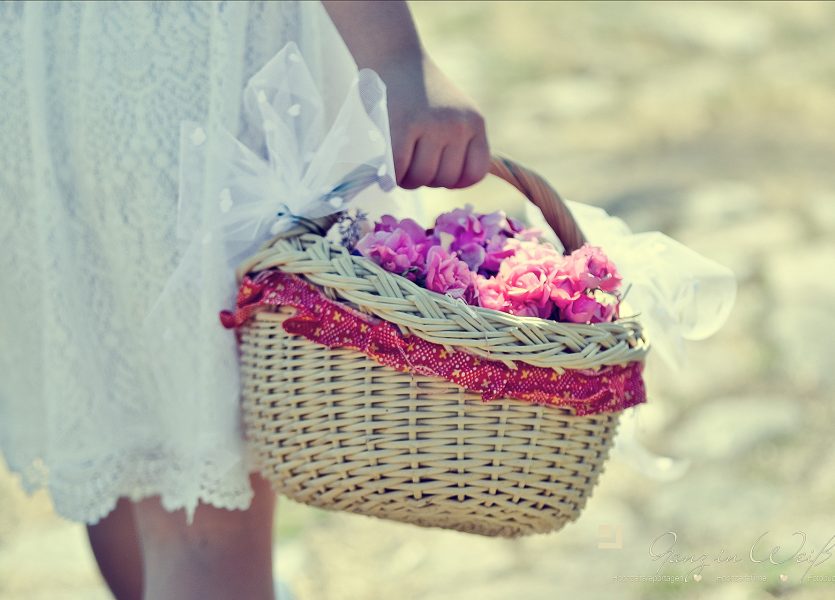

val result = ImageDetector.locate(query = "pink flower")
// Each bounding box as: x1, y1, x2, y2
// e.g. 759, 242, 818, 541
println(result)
560, 293, 601, 323
559, 291, 619, 324
503, 238, 566, 275
424, 246, 474, 299
551, 271, 619, 323
475, 274, 509, 312
509, 302, 553, 319
592, 291, 620, 322
499, 260, 555, 319
567, 244, 622, 293
549, 274, 581, 307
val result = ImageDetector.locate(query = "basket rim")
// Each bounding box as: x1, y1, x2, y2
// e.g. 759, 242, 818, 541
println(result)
236, 233, 648, 370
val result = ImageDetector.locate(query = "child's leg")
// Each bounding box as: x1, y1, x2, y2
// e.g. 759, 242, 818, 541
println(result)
86, 497, 144, 600
134, 473, 276, 600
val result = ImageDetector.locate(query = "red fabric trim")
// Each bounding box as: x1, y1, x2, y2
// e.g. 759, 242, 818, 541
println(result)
220, 270, 646, 415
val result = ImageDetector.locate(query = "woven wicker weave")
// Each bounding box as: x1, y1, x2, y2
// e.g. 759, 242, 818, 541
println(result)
238, 156, 647, 537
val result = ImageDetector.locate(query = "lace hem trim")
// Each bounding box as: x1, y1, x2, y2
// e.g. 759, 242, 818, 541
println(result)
4, 444, 262, 525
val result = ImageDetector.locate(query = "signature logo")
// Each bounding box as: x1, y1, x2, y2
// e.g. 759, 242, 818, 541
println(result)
646, 530, 835, 582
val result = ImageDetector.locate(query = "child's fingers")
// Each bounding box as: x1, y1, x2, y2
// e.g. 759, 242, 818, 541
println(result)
429, 141, 467, 188
392, 129, 417, 185
399, 136, 442, 189
454, 130, 490, 189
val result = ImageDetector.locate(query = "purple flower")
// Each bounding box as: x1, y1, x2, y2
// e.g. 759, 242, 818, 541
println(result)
480, 234, 515, 275
456, 242, 487, 272
356, 227, 427, 281
433, 206, 528, 273
433, 204, 484, 242
375, 215, 429, 243
479, 210, 525, 239
433, 204, 487, 263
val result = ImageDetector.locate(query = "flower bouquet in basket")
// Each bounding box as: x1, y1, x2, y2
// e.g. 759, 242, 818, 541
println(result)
348, 205, 624, 325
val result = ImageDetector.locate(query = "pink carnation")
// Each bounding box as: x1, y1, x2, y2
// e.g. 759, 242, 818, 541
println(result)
549, 274, 581, 307
475, 274, 509, 312
424, 246, 474, 300
499, 261, 554, 319
550, 273, 620, 324
503, 238, 565, 272
561, 293, 600, 323
558, 290, 619, 324
566, 244, 622, 293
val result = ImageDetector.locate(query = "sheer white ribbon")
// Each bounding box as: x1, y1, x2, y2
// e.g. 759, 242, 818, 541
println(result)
525, 201, 737, 370
141, 42, 395, 520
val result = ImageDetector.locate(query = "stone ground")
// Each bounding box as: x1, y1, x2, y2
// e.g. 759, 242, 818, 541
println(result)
2, 2, 835, 599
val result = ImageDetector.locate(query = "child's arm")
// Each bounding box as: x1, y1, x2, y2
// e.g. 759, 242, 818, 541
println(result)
322, 0, 490, 190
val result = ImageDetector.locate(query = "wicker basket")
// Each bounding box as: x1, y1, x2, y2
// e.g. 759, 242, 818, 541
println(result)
236, 156, 647, 538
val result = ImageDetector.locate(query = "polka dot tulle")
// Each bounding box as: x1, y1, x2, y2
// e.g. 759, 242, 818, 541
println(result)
220, 270, 646, 415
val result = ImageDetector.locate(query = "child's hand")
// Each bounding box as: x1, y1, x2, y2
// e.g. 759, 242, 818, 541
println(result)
380, 56, 491, 190
322, 1, 491, 190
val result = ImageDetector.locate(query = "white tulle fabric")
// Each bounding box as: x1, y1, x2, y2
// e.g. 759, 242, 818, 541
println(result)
0, 1, 414, 524
524, 201, 737, 370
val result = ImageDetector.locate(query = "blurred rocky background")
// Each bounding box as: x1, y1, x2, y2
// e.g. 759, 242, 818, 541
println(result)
2, 1, 834, 599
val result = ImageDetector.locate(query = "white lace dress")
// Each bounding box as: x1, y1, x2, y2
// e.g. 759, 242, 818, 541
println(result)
0, 0, 407, 524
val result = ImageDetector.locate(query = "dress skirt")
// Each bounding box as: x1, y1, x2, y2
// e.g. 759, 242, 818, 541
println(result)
0, 0, 413, 524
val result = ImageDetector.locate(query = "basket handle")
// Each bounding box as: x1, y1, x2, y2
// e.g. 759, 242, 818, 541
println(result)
489, 155, 586, 253
254, 155, 586, 250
